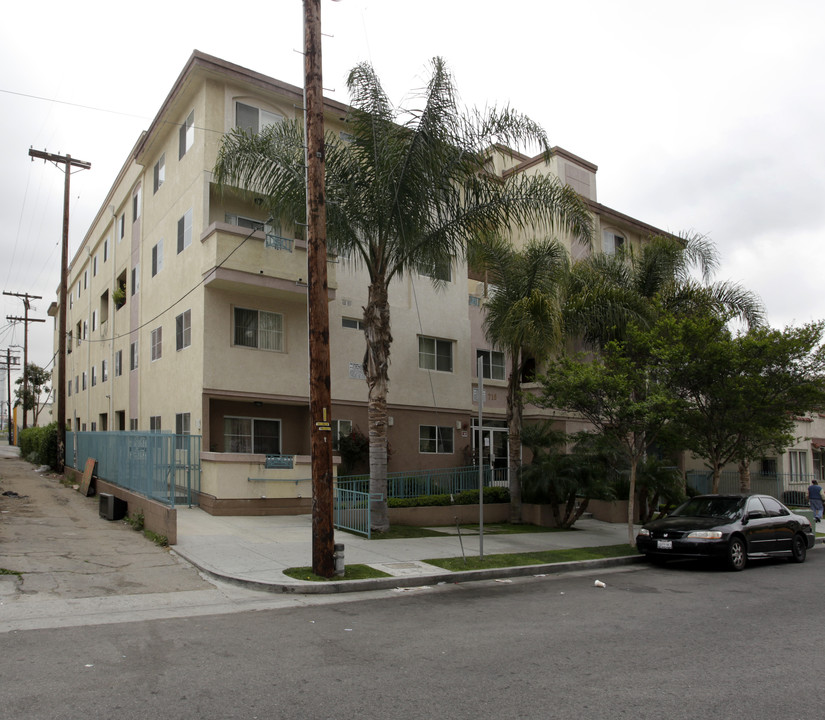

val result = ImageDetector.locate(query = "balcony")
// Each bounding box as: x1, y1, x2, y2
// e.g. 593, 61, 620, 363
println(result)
201, 221, 337, 301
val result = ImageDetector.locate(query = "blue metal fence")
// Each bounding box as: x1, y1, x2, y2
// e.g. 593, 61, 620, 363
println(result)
334, 486, 376, 539
336, 465, 507, 498
67, 431, 201, 507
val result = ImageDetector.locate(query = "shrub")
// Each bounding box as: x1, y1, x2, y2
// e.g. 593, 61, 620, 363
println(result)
388, 486, 509, 508
18, 422, 59, 469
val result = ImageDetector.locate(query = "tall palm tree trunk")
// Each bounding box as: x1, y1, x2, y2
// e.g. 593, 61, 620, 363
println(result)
506, 351, 524, 523
364, 278, 393, 532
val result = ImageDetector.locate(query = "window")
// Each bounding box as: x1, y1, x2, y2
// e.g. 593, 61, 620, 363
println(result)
91, 365, 97, 387
789, 450, 808, 481
225, 213, 266, 232
175, 413, 191, 449
233, 307, 284, 351
150, 416, 162, 432
75, 376, 79, 394
477, 349, 505, 380
760, 496, 789, 518
82, 320, 88, 340
235, 102, 283, 134
131, 264, 140, 296
115, 350, 122, 377
82, 371, 87, 391
91, 310, 97, 333
91, 422, 97, 432
130, 340, 139, 370
331, 419, 353, 451
151, 327, 162, 361
67, 380, 72, 397
153, 154, 165, 193
67, 330, 73, 353
760, 458, 777, 476
603, 230, 625, 256
130, 418, 138, 431
419, 425, 454, 454
151, 239, 163, 276
177, 209, 193, 253
224, 417, 281, 454
418, 336, 453, 372
132, 186, 141, 222
420, 258, 452, 282
93, 254, 98, 277
176, 310, 191, 350
104, 238, 109, 262
342, 317, 364, 330
101, 359, 108, 383
118, 213, 125, 241
84, 270, 88, 289
179, 110, 194, 159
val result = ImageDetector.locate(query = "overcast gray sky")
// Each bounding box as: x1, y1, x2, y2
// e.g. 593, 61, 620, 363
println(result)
2, 0, 824, 394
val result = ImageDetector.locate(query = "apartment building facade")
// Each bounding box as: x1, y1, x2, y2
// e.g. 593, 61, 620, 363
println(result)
53, 51, 669, 514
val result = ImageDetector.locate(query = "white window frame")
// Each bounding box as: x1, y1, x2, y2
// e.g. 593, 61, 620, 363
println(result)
235, 101, 283, 134
789, 450, 808, 481
419, 425, 454, 454
151, 327, 162, 361
233, 307, 284, 351
603, 230, 625, 256
130, 340, 139, 371
224, 416, 282, 454
177, 209, 193, 253
179, 110, 194, 159
331, 419, 353, 451
101, 359, 108, 383
418, 336, 453, 373
477, 349, 505, 380
150, 415, 162, 432
114, 349, 122, 377
152, 239, 163, 277
176, 309, 191, 351
342, 317, 364, 330
153, 153, 165, 193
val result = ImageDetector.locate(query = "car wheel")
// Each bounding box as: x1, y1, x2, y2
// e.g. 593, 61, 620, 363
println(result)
791, 534, 807, 563
727, 537, 747, 571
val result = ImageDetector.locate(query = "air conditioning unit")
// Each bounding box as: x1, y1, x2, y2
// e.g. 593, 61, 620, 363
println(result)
99, 492, 127, 521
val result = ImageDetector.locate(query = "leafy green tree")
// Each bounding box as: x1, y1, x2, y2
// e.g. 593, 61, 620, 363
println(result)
471, 235, 588, 522
655, 313, 825, 492
214, 58, 593, 531
532, 321, 678, 544
14, 363, 51, 427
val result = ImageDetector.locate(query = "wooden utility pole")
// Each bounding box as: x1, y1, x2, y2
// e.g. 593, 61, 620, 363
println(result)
1, 349, 21, 443
5, 292, 45, 430
304, 0, 335, 578
28, 149, 91, 471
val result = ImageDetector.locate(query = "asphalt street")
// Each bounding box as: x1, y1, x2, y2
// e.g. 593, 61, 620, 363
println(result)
1, 557, 820, 720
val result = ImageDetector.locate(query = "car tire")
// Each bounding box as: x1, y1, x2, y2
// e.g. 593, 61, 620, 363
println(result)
727, 537, 747, 571
791, 533, 807, 563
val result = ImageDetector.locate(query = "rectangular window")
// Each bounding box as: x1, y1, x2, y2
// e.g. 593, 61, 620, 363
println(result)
153, 153, 165, 193
419, 425, 454, 454
179, 110, 194, 159
150, 416, 162, 432
93, 254, 98, 277
67, 380, 72, 397
101, 359, 108, 383
420, 258, 452, 282
114, 349, 122, 377
603, 230, 625, 256
118, 213, 125, 241
225, 213, 265, 232
177, 209, 193, 253
91, 422, 97, 432
132, 186, 141, 222
223, 417, 281, 454
130, 418, 138, 431
83, 320, 88, 340
233, 307, 284, 351
418, 336, 453, 372
477, 349, 505, 380
91, 310, 97, 332
84, 270, 88, 289
789, 450, 808, 481
75, 376, 79, 394
67, 330, 73, 354
342, 317, 364, 330
151, 327, 162, 361
331, 419, 353, 452
176, 309, 191, 350
175, 412, 191, 449
152, 239, 163, 276
91, 365, 97, 387
235, 101, 283, 133
131, 264, 140, 296
82, 371, 87, 391
130, 340, 139, 371
104, 238, 109, 262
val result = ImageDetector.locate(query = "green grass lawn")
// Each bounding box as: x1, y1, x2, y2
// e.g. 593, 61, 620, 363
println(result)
282, 564, 392, 582
363, 522, 571, 540
424, 544, 638, 572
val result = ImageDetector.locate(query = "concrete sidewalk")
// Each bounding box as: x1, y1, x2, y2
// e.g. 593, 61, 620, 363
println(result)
173, 506, 643, 594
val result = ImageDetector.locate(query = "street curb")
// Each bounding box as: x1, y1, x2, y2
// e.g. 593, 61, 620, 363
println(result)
174, 552, 647, 595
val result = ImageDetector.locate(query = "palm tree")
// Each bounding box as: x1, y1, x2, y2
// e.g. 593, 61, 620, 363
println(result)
471, 235, 580, 522
214, 58, 593, 531
566, 232, 764, 348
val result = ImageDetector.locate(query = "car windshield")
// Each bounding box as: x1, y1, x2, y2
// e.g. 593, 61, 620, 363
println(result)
670, 496, 743, 520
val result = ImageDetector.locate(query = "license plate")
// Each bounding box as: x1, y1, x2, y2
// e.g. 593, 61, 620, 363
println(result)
657, 540, 673, 550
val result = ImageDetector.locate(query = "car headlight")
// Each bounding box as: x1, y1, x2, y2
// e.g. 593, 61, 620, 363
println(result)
638, 528, 651, 537
687, 530, 723, 539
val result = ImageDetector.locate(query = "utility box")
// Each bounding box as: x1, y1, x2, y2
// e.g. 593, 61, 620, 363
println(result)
99, 492, 127, 521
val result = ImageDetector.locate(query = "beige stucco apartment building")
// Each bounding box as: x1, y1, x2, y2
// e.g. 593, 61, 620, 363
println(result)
53, 51, 672, 515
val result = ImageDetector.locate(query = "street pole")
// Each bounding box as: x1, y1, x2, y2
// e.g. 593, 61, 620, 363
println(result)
4, 292, 44, 430
28, 149, 91, 472
304, 0, 335, 578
